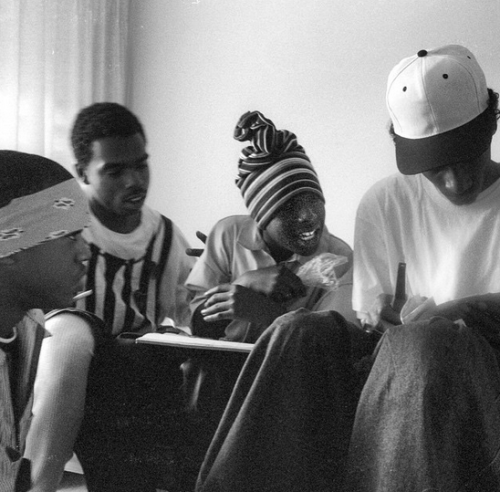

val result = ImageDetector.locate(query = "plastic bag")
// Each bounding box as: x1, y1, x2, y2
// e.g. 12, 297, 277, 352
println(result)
296, 252, 348, 290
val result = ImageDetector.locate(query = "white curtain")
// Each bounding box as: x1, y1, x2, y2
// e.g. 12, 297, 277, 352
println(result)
0, 0, 130, 168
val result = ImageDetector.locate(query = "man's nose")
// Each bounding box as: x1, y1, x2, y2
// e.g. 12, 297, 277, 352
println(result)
442, 167, 472, 194
297, 205, 319, 223
123, 168, 146, 188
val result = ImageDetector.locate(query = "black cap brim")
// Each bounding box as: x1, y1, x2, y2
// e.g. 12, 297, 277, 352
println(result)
394, 109, 492, 175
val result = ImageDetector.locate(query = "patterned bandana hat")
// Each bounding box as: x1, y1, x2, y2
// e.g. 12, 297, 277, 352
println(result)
234, 111, 324, 229
0, 178, 89, 258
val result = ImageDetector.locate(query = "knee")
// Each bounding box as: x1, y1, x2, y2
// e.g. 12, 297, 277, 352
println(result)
381, 317, 462, 372
265, 309, 352, 358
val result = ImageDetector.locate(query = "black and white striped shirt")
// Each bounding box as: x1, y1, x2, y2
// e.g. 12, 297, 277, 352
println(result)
77, 206, 194, 336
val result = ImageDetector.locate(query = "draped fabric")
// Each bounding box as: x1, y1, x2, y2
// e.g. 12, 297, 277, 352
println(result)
0, 0, 129, 166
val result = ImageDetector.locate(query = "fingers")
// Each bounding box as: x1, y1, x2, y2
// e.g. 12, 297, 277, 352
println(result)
196, 231, 207, 244
203, 284, 232, 302
203, 291, 231, 309
201, 304, 233, 323
201, 284, 251, 323
185, 248, 204, 257
200, 284, 234, 322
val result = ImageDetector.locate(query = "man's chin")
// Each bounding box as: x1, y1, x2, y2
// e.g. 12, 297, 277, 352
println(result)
294, 241, 321, 257
442, 192, 478, 206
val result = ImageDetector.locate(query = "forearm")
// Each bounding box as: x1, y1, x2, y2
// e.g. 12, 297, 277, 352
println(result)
26, 314, 95, 492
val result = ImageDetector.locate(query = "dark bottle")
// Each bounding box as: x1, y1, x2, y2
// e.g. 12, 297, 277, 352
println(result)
392, 262, 407, 314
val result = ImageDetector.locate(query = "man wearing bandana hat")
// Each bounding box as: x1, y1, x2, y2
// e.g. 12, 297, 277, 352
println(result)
0, 151, 89, 492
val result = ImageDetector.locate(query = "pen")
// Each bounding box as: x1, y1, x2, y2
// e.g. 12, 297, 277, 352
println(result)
73, 289, 93, 301
392, 262, 407, 314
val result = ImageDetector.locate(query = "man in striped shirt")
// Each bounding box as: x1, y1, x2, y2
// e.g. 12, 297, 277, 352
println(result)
25, 103, 195, 492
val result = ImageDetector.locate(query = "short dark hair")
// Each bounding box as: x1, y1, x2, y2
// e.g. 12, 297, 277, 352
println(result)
71, 102, 146, 167
388, 88, 500, 143
0, 150, 73, 208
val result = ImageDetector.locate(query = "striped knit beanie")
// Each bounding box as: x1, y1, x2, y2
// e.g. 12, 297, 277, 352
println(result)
234, 111, 324, 229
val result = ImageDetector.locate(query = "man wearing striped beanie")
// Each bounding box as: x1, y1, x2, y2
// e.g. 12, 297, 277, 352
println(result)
187, 110, 357, 344
185, 112, 360, 491
234, 111, 325, 233
190, 113, 375, 492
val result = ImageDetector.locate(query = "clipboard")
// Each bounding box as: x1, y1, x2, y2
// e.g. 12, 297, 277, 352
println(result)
136, 332, 254, 353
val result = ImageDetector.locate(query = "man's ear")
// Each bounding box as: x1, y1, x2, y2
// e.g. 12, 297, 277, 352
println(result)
74, 163, 89, 184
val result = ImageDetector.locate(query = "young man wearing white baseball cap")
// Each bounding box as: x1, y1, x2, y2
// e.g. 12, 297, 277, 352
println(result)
349, 45, 500, 490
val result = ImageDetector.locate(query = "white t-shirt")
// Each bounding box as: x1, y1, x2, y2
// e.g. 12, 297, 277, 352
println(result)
353, 172, 500, 324
79, 205, 194, 335
186, 215, 356, 342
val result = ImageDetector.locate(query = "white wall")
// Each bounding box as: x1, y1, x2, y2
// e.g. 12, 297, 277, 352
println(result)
127, 0, 500, 248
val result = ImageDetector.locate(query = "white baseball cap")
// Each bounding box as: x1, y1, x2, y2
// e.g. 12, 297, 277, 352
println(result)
386, 45, 491, 174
